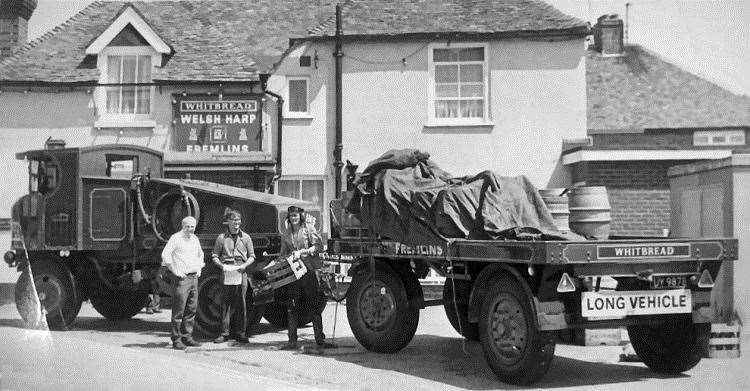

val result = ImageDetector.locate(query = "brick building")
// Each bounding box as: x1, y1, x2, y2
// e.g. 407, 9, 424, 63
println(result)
0, 0, 35, 58
562, 16, 750, 237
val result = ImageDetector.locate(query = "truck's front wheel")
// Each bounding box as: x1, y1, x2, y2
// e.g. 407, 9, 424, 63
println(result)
627, 316, 708, 373
478, 275, 555, 385
347, 261, 419, 353
15, 260, 83, 330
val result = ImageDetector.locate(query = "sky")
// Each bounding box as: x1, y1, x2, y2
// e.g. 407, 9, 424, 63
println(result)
24, 0, 750, 97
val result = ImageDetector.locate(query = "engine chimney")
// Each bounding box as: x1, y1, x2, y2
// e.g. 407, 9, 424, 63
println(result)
0, 0, 37, 59
594, 14, 624, 56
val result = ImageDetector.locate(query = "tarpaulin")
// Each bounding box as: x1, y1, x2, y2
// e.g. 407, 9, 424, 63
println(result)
347, 149, 582, 245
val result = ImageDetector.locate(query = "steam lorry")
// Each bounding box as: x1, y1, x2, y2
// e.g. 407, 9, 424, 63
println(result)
3, 141, 319, 335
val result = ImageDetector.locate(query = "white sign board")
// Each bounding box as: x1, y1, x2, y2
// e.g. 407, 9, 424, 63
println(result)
581, 289, 692, 317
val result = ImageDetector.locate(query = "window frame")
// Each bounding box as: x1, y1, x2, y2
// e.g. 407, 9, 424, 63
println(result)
274, 176, 326, 232
427, 42, 491, 126
284, 76, 311, 118
95, 46, 159, 127
693, 130, 746, 146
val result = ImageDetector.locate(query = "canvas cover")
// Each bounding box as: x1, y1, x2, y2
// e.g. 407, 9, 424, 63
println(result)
347, 149, 581, 245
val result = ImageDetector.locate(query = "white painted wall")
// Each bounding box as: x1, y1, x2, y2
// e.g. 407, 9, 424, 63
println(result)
337, 39, 586, 188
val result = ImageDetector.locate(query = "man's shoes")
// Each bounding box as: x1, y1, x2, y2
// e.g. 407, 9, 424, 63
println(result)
316, 341, 338, 349
152, 308, 162, 313
172, 340, 187, 350
279, 342, 298, 350
182, 338, 202, 347
213, 335, 230, 344
236, 336, 250, 344
145, 308, 154, 314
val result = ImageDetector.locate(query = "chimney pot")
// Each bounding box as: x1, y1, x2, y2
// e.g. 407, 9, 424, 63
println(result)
594, 14, 624, 56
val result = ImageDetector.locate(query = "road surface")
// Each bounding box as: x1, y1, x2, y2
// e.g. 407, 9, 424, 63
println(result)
0, 296, 748, 390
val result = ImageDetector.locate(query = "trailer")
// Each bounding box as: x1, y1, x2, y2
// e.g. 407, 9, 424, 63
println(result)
328, 212, 738, 385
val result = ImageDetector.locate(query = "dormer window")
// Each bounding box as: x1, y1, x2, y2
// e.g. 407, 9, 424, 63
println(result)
85, 5, 171, 128
105, 50, 152, 115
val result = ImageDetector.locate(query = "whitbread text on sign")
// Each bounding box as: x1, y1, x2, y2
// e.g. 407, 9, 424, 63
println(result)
173, 96, 262, 153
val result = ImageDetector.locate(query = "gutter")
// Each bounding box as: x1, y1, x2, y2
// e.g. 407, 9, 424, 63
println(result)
291, 26, 591, 46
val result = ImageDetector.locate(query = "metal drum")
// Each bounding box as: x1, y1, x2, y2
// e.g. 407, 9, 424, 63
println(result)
568, 186, 611, 240
539, 188, 569, 232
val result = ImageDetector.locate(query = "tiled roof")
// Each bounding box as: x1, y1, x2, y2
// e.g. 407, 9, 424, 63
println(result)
587, 45, 750, 130
0, 0, 335, 83
308, 0, 588, 38
1, 0, 587, 83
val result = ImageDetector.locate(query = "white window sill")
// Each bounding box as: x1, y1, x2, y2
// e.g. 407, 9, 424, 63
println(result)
283, 113, 314, 120
94, 119, 157, 129
424, 120, 494, 128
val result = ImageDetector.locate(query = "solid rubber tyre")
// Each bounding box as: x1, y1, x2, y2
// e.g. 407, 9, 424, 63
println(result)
262, 285, 325, 328
478, 275, 555, 385
627, 315, 708, 373
443, 279, 479, 340
15, 260, 83, 330
89, 285, 149, 321
196, 274, 266, 337
346, 261, 419, 353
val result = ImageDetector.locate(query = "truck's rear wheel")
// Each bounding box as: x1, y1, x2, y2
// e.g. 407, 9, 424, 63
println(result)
347, 261, 419, 353
89, 287, 148, 321
627, 315, 708, 373
443, 279, 479, 340
196, 274, 265, 337
478, 275, 555, 385
262, 288, 325, 328
15, 260, 83, 330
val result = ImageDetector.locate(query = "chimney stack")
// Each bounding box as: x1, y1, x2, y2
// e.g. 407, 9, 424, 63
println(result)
0, 0, 37, 59
594, 14, 624, 56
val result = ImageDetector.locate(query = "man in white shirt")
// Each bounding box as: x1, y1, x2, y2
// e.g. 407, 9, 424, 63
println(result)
161, 216, 204, 350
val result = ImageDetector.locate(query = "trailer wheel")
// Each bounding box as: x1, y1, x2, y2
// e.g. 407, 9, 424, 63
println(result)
443, 279, 479, 340
347, 261, 419, 353
89, 288, 148, 321
478, 275, 555, 385
627, 315, 708, 373
15, 260, 83, 330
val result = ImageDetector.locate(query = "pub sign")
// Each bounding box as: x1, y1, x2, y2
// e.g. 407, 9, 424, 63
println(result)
173, 95, 262, 153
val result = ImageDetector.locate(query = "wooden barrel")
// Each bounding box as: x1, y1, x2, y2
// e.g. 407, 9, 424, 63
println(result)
568, 186, 611, 240
539, 188, 569, 232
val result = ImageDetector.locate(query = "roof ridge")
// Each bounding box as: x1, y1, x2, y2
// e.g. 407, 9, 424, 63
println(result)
306, 0, 354, 36
624, 44, 750, 101
530, 0, 588, 28
0, 1, 109, 68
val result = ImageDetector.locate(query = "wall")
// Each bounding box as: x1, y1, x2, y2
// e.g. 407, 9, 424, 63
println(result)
334, 39, 587, 189
572, 160, 692, 236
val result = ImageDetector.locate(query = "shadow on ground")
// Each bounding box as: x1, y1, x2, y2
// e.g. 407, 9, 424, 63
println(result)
315, 334, 686, 390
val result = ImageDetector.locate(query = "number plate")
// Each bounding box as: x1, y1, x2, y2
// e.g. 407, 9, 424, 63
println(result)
581, 289, 692, 317
651, 275, 687, 289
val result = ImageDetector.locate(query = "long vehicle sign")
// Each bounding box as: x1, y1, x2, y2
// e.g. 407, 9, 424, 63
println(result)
581, 289, 692, 317
597, 243, 691, 259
